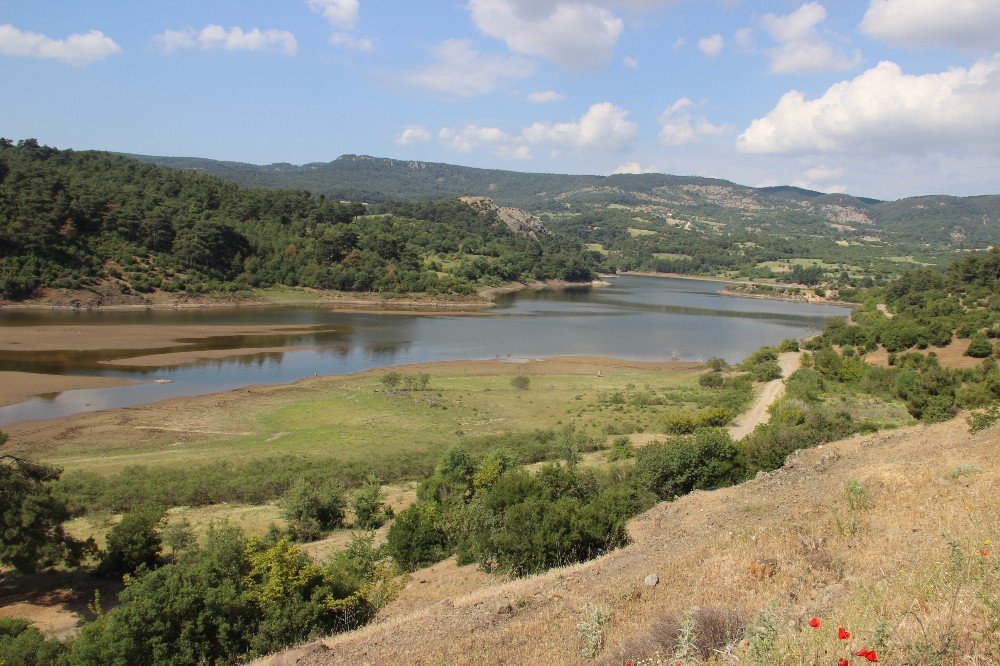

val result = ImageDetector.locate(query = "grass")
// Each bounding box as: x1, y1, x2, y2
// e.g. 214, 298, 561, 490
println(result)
37, 364, 705, 478
627, 227, 658, 237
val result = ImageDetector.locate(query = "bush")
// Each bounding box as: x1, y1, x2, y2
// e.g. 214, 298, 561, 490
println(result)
0, 617, 70, 666
778, 338, 800, 352
966, 334, 993, 358
510, 375, 530, 390
698, 371, 725, 389
386, 503, 449, 569
282, 480, 346, 541
352, 479, 393, 530
379, 371, 402, 389
98, 505, 165, 577
706, 357, 729, 372
635, 429, 745, 499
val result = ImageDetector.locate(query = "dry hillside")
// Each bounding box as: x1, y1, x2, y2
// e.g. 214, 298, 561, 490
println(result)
264, 417, 999, 665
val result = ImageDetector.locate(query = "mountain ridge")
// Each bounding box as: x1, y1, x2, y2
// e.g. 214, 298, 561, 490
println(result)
128, 152, 999, 248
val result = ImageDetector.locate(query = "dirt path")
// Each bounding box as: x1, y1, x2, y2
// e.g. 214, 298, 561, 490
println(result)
727, 351, 800, 440
877, 303, 894, 318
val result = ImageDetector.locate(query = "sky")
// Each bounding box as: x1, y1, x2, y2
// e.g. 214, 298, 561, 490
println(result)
1, 0, 999, 201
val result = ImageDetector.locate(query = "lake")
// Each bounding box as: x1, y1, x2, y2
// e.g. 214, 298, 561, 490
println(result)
0, 276, 852, 425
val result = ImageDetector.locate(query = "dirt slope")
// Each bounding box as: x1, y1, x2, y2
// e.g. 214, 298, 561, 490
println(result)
263, 416, 999, 665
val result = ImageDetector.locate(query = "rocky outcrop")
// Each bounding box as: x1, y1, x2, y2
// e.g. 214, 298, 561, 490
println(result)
459, 196, 551, 238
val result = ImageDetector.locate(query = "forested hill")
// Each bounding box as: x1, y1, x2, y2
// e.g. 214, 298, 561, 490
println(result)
131, 153, 1000, 248
0, 140, 599, 301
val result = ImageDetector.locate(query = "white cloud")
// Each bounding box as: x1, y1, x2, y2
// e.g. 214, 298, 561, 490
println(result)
395, 125, 432, 146
613, 161, 659, 174
438, 102, 638, 160
733, 27, 754, 50
527, 90, 565, 103
404, 39, 534, 97
522, 102, 637, 150
659, 97, 734, 146
672, 37, 686, 51
804, 165, 845, 182
329, 31, 373, 51
306, 0, 359, 29
307, 0, 374, 51
860, 0, 1000, 50
737, 54, 1000, 155
468, 0, 624, 69
697, 34, 724, 56
153, 25, 298, 55
760, 3, 861, 74
623, 56, 639, 68
0, 23, 122, 66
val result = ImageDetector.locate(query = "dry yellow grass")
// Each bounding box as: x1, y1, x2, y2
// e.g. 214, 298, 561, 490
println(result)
260, 416, 999, 665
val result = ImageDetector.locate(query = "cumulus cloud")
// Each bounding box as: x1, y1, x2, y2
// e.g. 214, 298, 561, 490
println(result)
527, 90, 565, 103
404, 39, 534, 97
860, 0, 1000, 50
658, 98, 734, 146
737, 54, 1000, 155
153, 25, 298, 55
307, 0, 374, 51
613, 161, 659, 174
396, 125, 432, 146
468, 0, 624, 69
0, 23, 122, 66
697, 34, 724, 56
521, 102, 637, 150
438, 102, 637, 160
306, 0, 359, 29
760, 3, 861, 73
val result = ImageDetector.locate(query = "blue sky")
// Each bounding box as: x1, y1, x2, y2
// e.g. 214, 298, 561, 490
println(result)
1, 0, 999, 200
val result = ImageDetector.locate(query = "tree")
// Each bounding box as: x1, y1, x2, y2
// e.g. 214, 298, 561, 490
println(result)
98, 505, 165, 577
0, 433, 86, 573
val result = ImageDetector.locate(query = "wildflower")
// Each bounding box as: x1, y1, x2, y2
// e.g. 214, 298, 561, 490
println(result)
838, 659, 849, 666
865, 650, 879, 662
838, 627, 851, 640
981, 550, 990, 557
809, 617, 821, 628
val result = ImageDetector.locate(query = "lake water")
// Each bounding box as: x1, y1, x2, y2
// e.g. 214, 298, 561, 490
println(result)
0, 276, 852, 425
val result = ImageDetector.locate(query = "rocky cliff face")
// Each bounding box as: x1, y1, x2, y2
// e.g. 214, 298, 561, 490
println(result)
459, 196, 551, 238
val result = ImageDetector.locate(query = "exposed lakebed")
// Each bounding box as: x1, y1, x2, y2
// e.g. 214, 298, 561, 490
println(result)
0, 276, 851, 425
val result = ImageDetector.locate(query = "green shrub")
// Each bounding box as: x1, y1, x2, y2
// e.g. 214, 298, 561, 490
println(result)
698, 371, 725, 389
282, 480, 346, 541
0, 617, 70, 666
510, 375, 530, 390
635, 429, 745, 499
386, 503, 449, 569
98, 505, 165, 578
966, 334, 993, 358
352, 479, 393, 530
706, 357, 729, 372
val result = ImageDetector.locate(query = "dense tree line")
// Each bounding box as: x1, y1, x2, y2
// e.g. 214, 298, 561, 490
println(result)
0, 140, 599, 300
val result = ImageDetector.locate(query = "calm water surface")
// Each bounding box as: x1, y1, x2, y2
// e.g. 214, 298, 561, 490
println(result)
0, 276, 852, 425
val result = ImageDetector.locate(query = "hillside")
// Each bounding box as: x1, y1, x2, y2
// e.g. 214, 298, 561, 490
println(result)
132, 153, 1000, 249
264, 416, 999, 665
0, 141, 598, 303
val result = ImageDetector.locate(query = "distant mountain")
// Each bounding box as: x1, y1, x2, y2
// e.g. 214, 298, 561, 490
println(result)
130, 153, 999, 248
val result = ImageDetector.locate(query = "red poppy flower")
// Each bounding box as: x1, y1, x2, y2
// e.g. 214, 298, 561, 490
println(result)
838, 659, 849, 666
865, 650, 879, 662
809, 616, 821, 628
981, 550, 990, 557
838, 627, 851, 640
856, 648, 870, 657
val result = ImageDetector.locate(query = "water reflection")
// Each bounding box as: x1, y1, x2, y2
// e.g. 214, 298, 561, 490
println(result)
0, 276, 852, 425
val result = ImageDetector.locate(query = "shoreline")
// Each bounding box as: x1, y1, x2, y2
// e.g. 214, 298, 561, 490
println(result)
621, 271, 858, 306
3, 355, 702, 438
0, 279, 609, 314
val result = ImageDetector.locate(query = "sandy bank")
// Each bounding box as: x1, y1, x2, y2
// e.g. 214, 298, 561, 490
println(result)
0, 372, 134, 408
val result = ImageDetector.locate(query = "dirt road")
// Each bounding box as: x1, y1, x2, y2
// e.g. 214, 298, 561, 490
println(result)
727, 351, 800, 440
